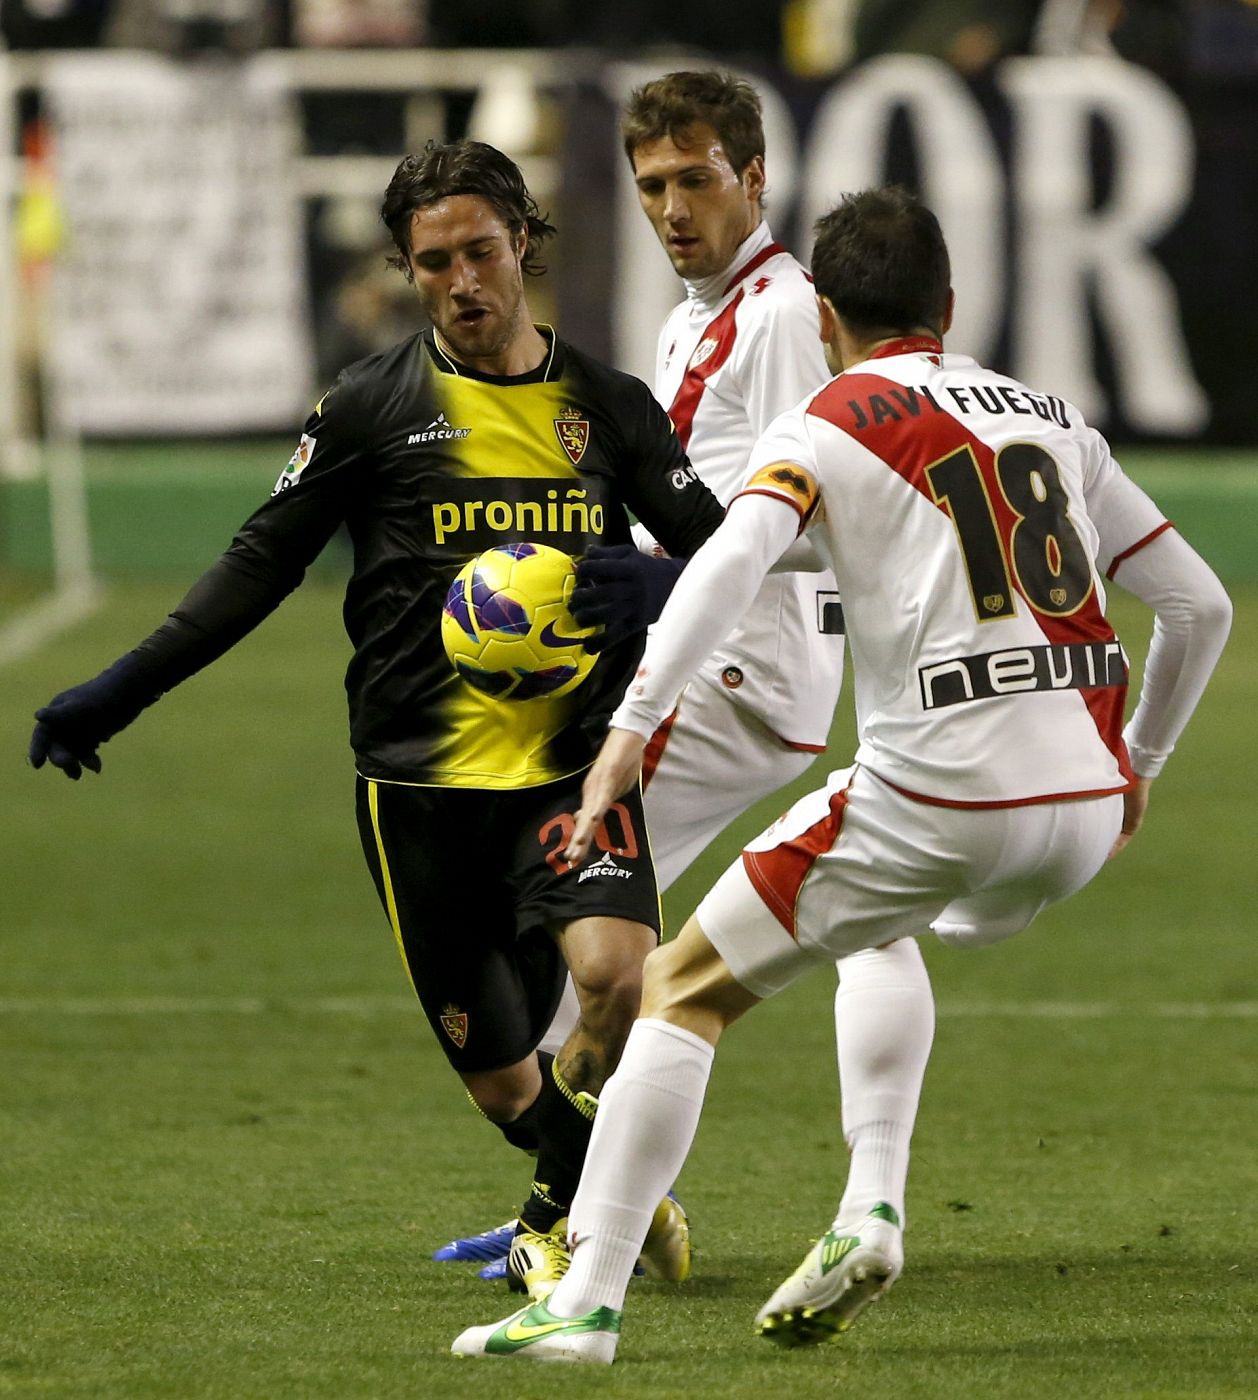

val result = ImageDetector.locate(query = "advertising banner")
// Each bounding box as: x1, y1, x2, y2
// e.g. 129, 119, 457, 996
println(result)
43, 52, 313, 436
573, 54, 1256, 444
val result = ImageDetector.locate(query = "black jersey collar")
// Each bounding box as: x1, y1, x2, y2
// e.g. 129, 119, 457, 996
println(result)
423, 325, 561, 385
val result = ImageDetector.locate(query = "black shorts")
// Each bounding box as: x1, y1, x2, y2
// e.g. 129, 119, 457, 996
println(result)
355, 771, 660, 1073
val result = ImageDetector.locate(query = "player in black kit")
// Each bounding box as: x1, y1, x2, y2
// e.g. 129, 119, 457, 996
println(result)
29, 140, 723, 1298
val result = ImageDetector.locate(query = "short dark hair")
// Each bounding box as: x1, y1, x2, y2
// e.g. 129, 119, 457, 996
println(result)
811, 188, 951, 337
622, 70, 765, 176
380, 139, 557, 281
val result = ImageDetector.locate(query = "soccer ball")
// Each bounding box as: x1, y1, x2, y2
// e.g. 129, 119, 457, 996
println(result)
441, 542, 598, 700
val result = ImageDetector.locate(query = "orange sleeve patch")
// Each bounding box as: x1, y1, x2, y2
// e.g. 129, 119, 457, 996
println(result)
737, 461, 820, 523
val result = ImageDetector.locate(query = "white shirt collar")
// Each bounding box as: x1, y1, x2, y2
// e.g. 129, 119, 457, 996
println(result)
683, 222, 775, 312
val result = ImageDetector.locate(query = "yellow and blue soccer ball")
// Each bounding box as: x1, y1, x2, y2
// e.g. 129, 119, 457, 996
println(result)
441, 542, 598, 700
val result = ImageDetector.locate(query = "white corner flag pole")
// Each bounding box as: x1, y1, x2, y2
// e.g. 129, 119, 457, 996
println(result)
0, 50, 102, 667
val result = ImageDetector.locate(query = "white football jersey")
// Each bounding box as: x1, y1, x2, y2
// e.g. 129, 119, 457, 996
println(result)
742, 339, 1170, 806
652, 223, 843, 749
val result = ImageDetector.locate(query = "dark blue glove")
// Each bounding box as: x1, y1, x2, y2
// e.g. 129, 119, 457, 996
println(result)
569, 544, 687, 653
29, 654, 161, 780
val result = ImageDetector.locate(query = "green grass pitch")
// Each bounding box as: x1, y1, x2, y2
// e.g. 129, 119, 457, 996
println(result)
3, 555, 1256, 1394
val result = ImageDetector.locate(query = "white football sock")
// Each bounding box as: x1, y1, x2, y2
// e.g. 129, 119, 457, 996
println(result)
548, 1017, 714, 1317
833, 938, 935, 1229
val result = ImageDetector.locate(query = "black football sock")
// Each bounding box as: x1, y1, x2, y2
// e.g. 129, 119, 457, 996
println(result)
518, 1057, 597, 1234
464, 1050, 552, 1155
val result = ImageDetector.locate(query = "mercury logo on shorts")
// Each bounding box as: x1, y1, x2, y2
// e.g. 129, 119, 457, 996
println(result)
578, 852, 633, 884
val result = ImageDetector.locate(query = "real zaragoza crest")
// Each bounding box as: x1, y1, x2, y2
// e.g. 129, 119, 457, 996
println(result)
440, 1005, 468, 1048
554, 407, 590, 465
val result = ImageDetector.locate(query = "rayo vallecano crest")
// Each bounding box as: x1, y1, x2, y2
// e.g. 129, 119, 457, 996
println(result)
554, 406, 590, 465
688, 337, 719, 370
440, 1005, 468, 1048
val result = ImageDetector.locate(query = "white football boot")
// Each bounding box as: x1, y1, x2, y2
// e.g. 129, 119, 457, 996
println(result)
755, 1202, 903, 1346
451, 1299, 620, 1364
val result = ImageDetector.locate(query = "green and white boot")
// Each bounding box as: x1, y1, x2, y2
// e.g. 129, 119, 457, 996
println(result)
755, 1202, 902, 1347
451, 1298, 621, 1364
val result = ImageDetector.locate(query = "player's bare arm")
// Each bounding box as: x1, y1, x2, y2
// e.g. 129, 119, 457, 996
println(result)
566, 728, 650, 864
1109, 775, 1153, 859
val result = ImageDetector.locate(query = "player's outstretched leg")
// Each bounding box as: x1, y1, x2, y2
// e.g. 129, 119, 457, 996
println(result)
451, 1298, 621, 1364
434, 1052, 554, 1265
755, 1202, 903, 1346
499, 918, 649, 1298
453, 915, 753, 1363
453, 1014, 717, 1364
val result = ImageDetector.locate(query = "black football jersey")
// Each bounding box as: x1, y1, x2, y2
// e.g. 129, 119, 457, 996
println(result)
132, 329, 724, 788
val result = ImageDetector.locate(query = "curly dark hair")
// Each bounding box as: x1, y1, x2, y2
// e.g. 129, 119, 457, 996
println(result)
380, 140, 557, 282
621, 70, 764, 176
811, 188, 951, 337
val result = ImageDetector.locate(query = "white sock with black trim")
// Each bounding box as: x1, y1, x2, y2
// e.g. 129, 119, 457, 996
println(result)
548, 1017, 714, 1317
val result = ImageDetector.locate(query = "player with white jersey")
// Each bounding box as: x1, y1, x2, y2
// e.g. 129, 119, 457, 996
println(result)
624, 72, 843, 874
452, 187, 1231, 1363
438, 70, 936, 1287
623, 70, 936, 1254
642, 224, 836, 803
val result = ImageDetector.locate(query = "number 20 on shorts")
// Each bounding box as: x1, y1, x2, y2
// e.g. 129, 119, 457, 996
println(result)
539, 802, 640, 874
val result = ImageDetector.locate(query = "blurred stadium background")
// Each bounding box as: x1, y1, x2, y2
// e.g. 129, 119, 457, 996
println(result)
2, 3, 1256, 1396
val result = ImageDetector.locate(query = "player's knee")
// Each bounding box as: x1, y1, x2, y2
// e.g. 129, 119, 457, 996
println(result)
571, 958, 644, 1032
467, 1083, 535, 1121
639, 936, 744, 1045
462, 1064, 542, 1122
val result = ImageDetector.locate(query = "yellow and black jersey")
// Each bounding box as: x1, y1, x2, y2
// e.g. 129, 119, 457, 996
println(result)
130, 328, 724, 789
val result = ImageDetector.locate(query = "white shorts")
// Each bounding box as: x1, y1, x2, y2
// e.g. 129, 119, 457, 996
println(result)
641, 676, 820, 891
697, 765, 1123, 999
